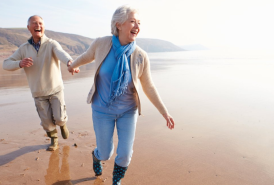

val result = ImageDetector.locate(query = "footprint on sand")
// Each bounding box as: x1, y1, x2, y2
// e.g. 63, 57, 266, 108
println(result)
93, 177, 105, 185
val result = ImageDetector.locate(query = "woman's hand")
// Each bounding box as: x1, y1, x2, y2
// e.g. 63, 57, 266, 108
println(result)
162, 113, 175, 130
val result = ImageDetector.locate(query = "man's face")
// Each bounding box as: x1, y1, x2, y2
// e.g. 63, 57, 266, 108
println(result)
27, 16, 44, 41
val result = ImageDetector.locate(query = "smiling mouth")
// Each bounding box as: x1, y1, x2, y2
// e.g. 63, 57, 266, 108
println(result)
131, 30, 138, 35
35, 29, 41, 32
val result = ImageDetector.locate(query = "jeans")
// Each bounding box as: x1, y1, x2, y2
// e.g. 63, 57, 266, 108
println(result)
92, 108, 138, 167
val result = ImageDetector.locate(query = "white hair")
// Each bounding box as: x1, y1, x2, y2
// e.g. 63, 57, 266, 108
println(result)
27, 15, 43, 25
111, 5, 139, 36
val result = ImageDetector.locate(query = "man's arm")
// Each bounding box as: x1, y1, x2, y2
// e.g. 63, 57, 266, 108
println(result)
19, 57, 33, 68
3, 49, 24, 71
52, 40, 80, 75
52, 40, 73, 65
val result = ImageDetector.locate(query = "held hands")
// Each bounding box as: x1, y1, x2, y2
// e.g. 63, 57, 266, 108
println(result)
19, 57, 33, 68
67, 60, 80, 75
162, 113, 175, 130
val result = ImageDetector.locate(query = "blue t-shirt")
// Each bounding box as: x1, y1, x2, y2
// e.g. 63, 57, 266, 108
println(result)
92, 46, 137, 114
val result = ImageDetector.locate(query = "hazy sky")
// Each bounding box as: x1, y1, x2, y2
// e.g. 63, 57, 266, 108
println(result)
0, 0, 273, 49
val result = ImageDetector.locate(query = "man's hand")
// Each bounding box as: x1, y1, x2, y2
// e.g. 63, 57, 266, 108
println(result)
67, 61, 80, 75
19, 57, 33, 68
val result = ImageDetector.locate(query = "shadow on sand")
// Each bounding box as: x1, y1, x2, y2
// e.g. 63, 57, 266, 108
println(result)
52, 177, 97, 185
0, 144, 47, 166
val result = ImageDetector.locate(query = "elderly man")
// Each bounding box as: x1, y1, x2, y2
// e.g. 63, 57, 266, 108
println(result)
3, 15, 79, 151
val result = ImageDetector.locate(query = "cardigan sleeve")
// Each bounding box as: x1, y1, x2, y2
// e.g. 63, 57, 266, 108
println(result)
139, 52, 168, 115
70, 38, 98, 69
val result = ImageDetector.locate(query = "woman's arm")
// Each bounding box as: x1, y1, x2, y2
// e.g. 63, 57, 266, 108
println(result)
68, 38, 98, 75
69, 38, 98, 69
139, 53, 175, 130
162, 113, 175, 130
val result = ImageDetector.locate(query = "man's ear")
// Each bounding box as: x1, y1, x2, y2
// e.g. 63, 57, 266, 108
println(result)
27, 25, 30, 31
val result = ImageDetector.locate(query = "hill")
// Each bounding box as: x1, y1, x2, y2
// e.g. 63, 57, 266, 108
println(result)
0, 28, 184, 56
180, 44, 208, 51
137, 38, 185, 53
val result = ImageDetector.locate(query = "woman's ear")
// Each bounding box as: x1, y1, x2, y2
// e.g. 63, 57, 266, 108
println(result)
116, 22, 121, 30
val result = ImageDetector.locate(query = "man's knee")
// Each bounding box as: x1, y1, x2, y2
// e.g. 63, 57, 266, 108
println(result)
50, 90, 67, 126
52, 104, 68, 126
54, 116, 67, 126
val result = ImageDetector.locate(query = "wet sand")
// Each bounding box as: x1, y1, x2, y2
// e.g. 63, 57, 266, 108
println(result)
1, 52, 274, 185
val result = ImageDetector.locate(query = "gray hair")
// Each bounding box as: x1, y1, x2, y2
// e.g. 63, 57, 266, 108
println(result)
111, 5, 139, 36
27, 15, 43, 25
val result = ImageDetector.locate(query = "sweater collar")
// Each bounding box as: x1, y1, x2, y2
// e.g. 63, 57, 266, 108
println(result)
28, 34, 48, 45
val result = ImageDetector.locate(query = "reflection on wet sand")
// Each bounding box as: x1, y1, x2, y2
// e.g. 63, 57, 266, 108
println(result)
45, 146, 98, 185
45, 146, 72, 185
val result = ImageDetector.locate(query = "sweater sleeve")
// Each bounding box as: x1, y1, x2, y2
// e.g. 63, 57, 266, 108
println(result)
2, 48, 23, 71
139, 52, 168, 115
70, 38, 98, 69
52, 40, 73, 65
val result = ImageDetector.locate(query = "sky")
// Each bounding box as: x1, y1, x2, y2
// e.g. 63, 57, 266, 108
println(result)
0, 0, 274, 50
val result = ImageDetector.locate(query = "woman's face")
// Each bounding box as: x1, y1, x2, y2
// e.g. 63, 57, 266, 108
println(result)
117, 12, 141, 45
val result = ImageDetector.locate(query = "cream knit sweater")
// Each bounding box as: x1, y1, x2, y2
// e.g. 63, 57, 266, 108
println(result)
71, 36, 168, 115
3, 35, 72, 97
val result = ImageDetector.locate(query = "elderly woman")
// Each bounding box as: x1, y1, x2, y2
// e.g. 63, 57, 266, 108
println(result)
68, 5, 175, 185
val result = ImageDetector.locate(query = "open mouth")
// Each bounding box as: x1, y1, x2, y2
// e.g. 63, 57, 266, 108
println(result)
35, 29, 41, 32
131, 30, 138, 35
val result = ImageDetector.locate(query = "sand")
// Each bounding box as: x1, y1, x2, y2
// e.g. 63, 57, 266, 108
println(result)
1, 53, 274, 185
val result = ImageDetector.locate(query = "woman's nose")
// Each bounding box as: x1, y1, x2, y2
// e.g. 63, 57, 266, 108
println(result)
135, 23, 140, 29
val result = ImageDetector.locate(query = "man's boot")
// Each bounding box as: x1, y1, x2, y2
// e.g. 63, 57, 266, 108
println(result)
60, 124, 69, 139
112, 163, 128, 185
46, 129, 59, 151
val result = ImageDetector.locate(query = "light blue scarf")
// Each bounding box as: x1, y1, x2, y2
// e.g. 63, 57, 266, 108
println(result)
108, 35, 136, 106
